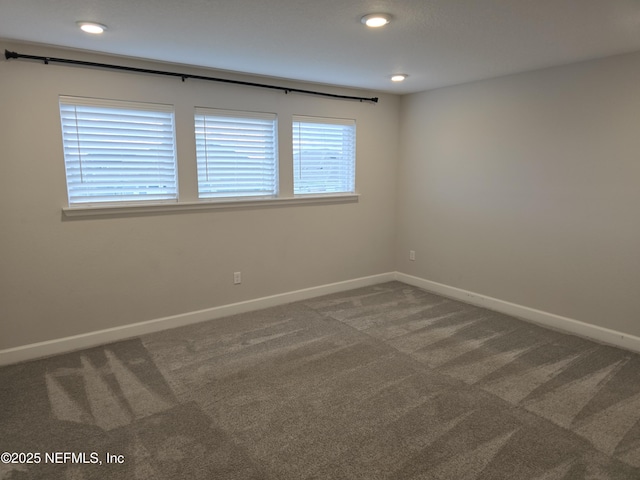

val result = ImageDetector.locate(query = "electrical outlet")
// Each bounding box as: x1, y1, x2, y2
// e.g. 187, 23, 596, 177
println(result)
233, 272, 242, 284
409, 250, 416, 261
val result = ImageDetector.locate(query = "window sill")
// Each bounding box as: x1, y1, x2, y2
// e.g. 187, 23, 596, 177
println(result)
62, 194, 360, 218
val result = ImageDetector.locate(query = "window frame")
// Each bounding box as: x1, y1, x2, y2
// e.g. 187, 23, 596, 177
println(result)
194, 107, 279, 200
59, 96, 178, 208
292, 115, 356, 196
59, 101, 359, 218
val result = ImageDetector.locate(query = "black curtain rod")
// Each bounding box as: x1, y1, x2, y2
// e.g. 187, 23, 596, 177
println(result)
4, 50, 379, 104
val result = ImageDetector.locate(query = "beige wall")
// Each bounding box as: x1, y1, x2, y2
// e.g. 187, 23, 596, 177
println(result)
396, 52, 640, 337
0, 41, 400, 350
4, 39, 640, 353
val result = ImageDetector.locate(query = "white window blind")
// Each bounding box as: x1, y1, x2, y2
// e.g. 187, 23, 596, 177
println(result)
195, 108, 278, 199
292, 116, 356, 195
59, 97, 177, 205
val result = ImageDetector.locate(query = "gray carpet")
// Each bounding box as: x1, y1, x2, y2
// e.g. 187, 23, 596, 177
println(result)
2, 281, 640, 479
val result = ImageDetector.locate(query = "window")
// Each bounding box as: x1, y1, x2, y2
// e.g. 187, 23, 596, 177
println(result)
292, 116, 356, 195
59, 97, 177, 205
195, 108, 278, 199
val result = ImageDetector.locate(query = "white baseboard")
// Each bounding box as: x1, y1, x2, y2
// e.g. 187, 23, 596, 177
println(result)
4, 271, 638, 366
0, 272, 395, 366
395, 272, 640, 354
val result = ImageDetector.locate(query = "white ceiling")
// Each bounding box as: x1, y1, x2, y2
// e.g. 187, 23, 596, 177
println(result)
2, 0, 640, 94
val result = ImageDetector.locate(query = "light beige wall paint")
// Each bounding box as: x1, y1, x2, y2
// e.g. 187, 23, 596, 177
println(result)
0, 41, 400, 350
397, 52, 640, 337
5, 40, 639, 353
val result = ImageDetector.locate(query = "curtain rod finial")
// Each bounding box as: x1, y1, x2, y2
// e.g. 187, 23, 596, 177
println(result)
5, 50, 19, 60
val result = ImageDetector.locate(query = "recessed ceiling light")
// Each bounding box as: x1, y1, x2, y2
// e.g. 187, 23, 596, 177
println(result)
77, 22, 107, 34
391, 74, 408, 82
361, 13, 392, 28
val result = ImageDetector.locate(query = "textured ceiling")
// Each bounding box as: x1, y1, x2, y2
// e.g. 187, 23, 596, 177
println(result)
2, 0, 640, 94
